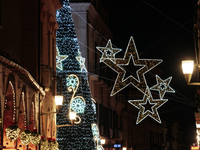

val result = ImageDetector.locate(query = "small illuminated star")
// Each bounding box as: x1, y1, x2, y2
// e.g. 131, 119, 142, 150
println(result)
96, 39, 121, 63
76, 50, 87, 72
128, 87, 168, 124
150, 75, 175, 99
56, 47, 68, 70
97, 36, 162, 96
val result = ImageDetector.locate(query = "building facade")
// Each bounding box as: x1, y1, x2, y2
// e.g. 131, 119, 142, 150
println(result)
0, 0, 62, 149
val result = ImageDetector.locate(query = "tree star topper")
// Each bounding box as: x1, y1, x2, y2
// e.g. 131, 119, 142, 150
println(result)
96, 39, 121, 63
76, 49, 87, 72
150, 75, 175, 99
56, 47, 68, 70
97, 36, 163, 96
128, 87, 168, 124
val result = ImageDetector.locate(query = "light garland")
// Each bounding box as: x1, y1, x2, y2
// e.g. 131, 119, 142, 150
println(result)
49, 138, 59, 150
40, 136, 47, 150
19, 129, 31, 145
22, 92, 27, 127
41, 138, 59, 150
6, 124, 20, 141
9, 81, 16, 122
30, 131, 41, 145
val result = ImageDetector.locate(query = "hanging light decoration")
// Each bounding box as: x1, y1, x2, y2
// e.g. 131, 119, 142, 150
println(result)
30, 129, 41, 145
40, 136, 48, 150
5, 122, 20, 141
19, 128, 31, 145
50, 138, 59, 150
41, 138, 59, 150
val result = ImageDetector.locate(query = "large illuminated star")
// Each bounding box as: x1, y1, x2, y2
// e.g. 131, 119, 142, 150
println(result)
76, 50, 87, 72
56, 47, 68, 70
96, 39, 121, 63
150, 75, 175, 99
97, 36, 162, 96
128, 87, 168, 124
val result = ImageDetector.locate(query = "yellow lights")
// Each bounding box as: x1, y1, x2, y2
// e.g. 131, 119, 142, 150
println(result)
197, 124, 200, 129
41, 95, 64, 115
69, 111, 76, 120
181, 60, 200, 85
56, 112, 76, 128
182, 60, 194, 74
122, 147, 127, 150
55, 95, 64, 105
191, 146, 199, 150
101, 139, 106, 144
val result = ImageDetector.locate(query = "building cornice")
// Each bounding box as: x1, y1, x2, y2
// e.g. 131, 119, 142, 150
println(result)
0, 56, 45, 96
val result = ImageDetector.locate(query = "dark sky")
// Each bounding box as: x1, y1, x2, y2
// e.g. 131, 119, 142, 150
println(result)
102, 0, 198, 146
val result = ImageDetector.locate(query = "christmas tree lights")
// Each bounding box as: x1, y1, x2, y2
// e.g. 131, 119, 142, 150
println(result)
56, 0, 103, 149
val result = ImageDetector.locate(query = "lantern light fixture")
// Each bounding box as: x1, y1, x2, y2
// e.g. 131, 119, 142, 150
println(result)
57, 111, 76, 128
182, 60, 200, 85
101, 138, 106, 145
55, 95, 64, 105
41, 95, 64, 115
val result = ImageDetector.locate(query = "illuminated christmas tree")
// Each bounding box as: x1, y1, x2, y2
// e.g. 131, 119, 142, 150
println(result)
56, 0, 103, 149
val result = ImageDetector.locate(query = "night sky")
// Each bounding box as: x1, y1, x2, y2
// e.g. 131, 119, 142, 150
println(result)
101, 0, 198, 146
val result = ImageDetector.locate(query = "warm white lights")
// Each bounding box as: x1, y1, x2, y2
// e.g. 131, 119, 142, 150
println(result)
122, 147, 127, 150
69, 111, 76, 120
55, 95, 63, 105
101, 139, 105, 144
182, 60, 194, 74
197, 124, 200, 129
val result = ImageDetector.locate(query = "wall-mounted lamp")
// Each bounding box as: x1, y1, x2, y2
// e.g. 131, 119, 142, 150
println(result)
182, 60, 200, 85
122, 147, 127, 150
55, 95, 64, 105
101, 138, 106, 145
41, 95, 64, 115
57, 111, 76, 128
55, 95, 63, 112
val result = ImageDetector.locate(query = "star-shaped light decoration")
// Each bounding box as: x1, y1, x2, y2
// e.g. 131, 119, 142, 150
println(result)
150, 75, 175, 99
76, 50, 87, 72
128, 87, 168, 124
96, 39, 121, 63
97, 36, 163, 96
56, 47, 68, 70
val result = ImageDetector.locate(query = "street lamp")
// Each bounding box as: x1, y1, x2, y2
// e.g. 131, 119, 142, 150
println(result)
41, 95, 64, 115
122, 147, 127, 150
182, 60, 200, 85
101, 138, 106, 145
55, 95, 64, 105
55, 95, 64, 111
